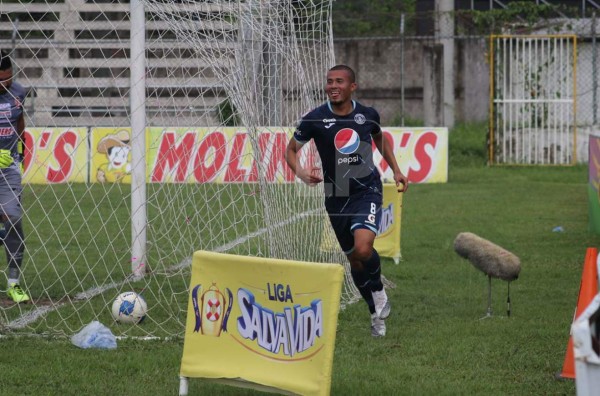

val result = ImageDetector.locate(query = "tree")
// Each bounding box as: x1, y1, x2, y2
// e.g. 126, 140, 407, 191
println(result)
332, 0, 416, 38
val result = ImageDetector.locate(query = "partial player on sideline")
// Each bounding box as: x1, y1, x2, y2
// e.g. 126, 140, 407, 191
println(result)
285, 64, 408, 337
0, 51, 28, 303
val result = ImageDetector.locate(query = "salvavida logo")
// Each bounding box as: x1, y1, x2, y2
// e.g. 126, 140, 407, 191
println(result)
237, 288, 324, 358
334, 128, 360, 155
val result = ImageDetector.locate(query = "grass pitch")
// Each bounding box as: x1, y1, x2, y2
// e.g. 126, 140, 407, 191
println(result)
0, 122, 591, 395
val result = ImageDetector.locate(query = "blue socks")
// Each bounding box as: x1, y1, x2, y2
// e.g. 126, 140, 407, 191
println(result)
363, 249, 383, 292
350, 269, 375, 314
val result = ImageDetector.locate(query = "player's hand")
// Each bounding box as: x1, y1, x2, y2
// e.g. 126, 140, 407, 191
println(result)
297, 166, 323, 186
394, 170, 408, 193
0, 150, 14, 168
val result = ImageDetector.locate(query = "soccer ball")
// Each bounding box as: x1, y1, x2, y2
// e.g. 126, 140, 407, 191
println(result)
111, 291, 148, 324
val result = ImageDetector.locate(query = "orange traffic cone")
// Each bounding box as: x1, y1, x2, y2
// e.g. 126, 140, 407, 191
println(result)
558, 247, 599, 379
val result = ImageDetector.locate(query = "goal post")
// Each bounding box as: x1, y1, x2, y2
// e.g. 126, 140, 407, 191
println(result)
130, 0, 147, 278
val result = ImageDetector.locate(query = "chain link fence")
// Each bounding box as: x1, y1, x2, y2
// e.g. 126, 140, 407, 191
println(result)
333, 8, 600, 163
335, 9, 598, 123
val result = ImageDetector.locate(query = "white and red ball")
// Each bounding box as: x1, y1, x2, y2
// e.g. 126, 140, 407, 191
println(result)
111, 291, 147, 324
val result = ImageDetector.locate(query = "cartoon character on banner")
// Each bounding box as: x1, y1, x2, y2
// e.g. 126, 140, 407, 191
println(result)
191, 283, 233, 337
96, 130, 131, 183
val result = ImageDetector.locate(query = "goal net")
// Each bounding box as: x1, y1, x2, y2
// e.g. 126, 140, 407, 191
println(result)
1, 0, 360, 339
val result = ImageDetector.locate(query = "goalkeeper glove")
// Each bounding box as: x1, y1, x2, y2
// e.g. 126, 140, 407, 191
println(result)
0, 150, 13, 168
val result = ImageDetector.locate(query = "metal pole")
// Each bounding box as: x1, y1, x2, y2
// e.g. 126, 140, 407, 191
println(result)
400, 13, 405, 127
438, 0, 455, 128
11, 17, 19, 55
593, 13, 598, 125
130, 0, 147, 278
265, 5, 282, 126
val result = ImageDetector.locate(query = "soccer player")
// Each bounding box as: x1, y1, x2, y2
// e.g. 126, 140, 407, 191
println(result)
285, 64, 408, 337
0, 51, 28, 303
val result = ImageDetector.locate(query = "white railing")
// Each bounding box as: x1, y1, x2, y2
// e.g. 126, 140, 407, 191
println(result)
490, 35, 577, 165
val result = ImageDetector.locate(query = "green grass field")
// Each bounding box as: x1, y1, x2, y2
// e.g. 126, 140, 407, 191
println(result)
0, 122, 593, 395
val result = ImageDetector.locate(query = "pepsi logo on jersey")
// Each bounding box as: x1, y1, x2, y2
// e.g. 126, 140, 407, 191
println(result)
334, 128, 360, 155
337, 154, 360, 165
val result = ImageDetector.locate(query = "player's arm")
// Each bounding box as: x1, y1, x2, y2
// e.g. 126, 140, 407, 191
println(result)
373, 132, 408, 192
0, 113, 23, 169
285, 137, 323, 185
16, 113, 24, 136
16, 113, 26, 167
17, 112, 25, 146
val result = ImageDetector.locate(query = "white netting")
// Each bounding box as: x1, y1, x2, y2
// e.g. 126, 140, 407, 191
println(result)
0, 0, 360, 338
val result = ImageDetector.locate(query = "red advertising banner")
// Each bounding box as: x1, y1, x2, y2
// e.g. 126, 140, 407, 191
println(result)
22, 128, 88, 184
22, 127, 448, 184
147, 127, 294, 184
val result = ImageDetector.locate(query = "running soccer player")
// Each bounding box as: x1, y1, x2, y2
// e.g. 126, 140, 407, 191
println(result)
0, 51, 28, 303
286, 64, 408, 337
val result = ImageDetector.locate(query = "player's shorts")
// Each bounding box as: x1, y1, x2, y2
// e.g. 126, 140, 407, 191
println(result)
0, 167, 23, 219
326, 191, 382, 255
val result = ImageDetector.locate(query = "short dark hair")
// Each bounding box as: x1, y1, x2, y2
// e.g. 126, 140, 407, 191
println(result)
329, 64, 355, 83
0, 51, 12, 71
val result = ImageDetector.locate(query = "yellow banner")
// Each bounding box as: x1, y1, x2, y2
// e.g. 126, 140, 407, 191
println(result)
320, 184, 402, 262
22, 126, 447, 185
378, 127, 448, 183
375, 184, 403, 263
91, 128, 133, 183
145, 127, 447, 184
22, 128, 88, 184
147, 127, 294, 183
180, 251, 344, 396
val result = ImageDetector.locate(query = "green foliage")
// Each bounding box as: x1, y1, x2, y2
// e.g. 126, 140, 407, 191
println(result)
463, 1, 578, 34
216, 98, 240, 127
449, 122, 489, 167
332, 0, 416, 37
388, 114, 423, 127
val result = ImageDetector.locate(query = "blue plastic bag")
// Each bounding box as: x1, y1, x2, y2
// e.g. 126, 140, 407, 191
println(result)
71, 321, 117, 349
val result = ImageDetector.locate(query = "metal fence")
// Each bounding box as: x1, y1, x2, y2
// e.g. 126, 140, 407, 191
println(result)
490, 35, 577, 165
335, 10, 600, 164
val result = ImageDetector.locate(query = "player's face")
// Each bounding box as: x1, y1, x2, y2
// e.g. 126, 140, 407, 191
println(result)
326, 70, 356, 105
0, 69, 13, 94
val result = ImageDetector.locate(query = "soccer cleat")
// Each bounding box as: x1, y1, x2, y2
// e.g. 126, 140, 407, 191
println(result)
371, 313, 386, 337
372, 288, 391, 319
7, 283, 30, 303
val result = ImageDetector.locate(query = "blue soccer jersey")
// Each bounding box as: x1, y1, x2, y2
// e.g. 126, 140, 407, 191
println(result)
0, 80, 25, 159
293, 100, 382, 200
